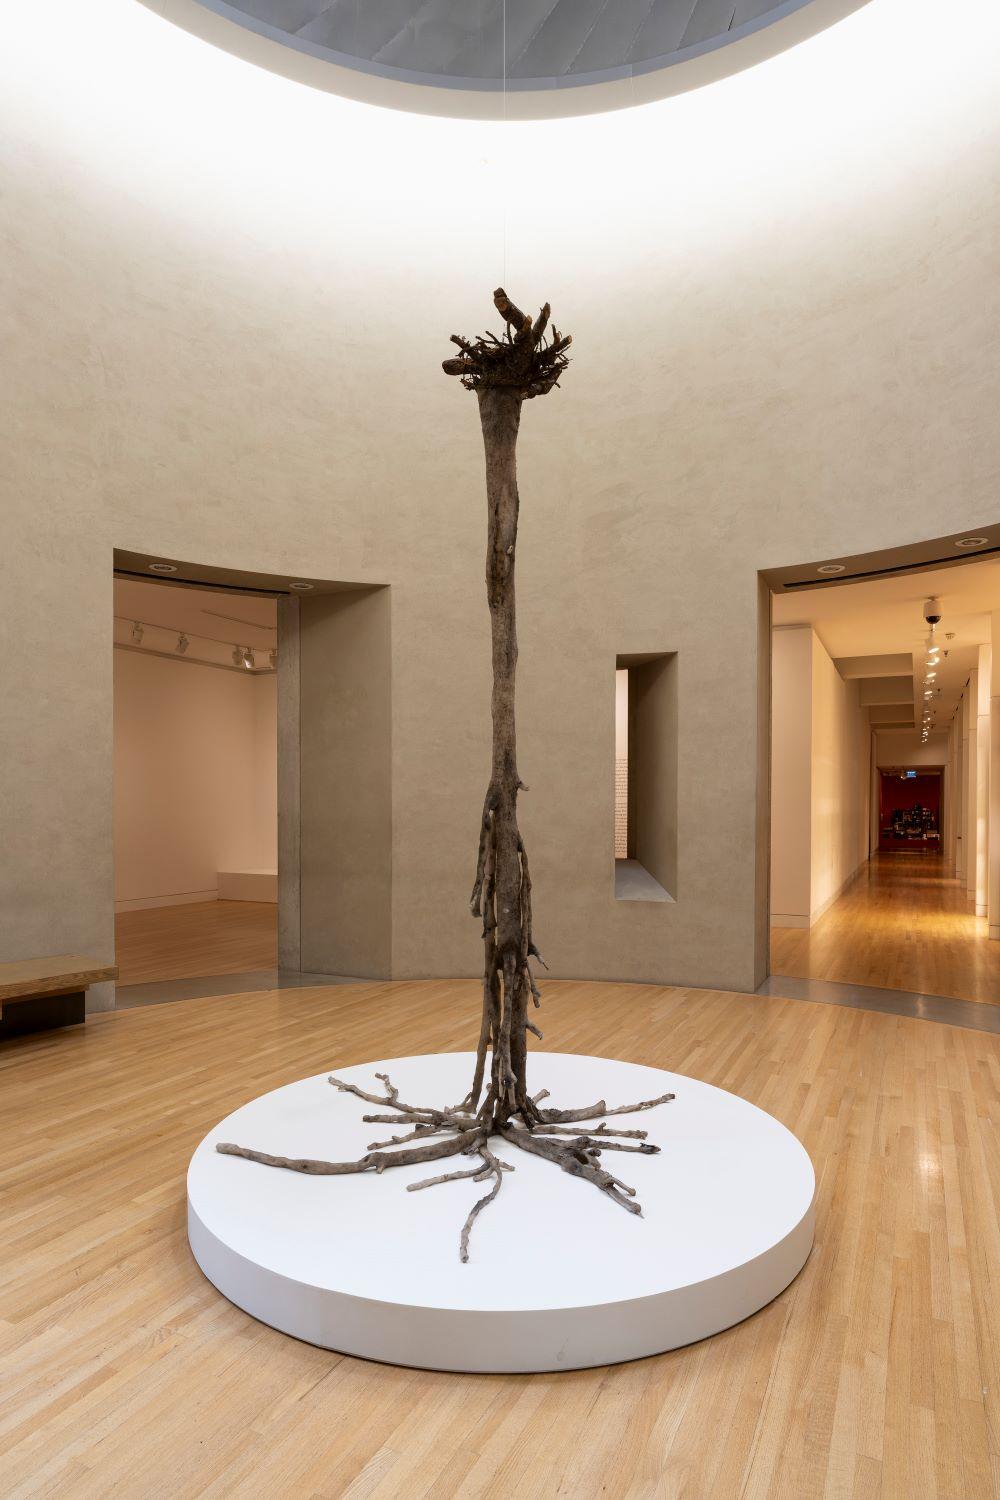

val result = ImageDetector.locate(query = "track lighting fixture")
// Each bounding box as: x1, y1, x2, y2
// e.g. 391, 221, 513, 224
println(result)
115, 613, 273, 670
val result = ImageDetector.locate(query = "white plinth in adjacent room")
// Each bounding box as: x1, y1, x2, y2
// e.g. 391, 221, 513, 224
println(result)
188, 1053, 815, 1373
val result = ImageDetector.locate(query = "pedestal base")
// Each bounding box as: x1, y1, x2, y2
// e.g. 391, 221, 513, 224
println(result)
188, 1053, 815, 1372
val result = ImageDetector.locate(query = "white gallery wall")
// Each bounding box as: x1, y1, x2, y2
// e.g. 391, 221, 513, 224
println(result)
114, 651, 276, 909
3, 0, 1000, 1002
874, 733, 948, 770
771, 627, 869, 927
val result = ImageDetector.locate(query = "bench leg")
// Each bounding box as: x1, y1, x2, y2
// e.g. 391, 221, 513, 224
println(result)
0, 991, 86, 1038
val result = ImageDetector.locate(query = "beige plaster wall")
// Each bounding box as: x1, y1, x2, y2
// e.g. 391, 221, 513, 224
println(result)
299, 589, 392, 978
3, 0, 1000, 996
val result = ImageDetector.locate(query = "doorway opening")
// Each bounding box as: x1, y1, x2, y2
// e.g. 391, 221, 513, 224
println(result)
763, 534, 1000, 1008
613, 656, 677, 902
113, 573, 278, 994
111, 548, 392, 1006
877, 767, 942, 852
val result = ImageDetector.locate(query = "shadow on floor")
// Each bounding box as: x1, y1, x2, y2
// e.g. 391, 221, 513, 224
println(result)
757, 973, 1000, 1035
115, 969, 362, 1009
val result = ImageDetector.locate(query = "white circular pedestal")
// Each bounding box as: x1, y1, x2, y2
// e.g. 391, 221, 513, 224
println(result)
188, 1053, 814, 1373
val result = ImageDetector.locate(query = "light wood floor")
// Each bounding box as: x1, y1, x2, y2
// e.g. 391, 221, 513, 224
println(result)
115, 899, 278, 986
771, 851, 1000, 1005
3, 980, 1000, 1498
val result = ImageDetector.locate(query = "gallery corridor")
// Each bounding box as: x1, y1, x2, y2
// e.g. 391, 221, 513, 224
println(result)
770, 852, 1000, 1006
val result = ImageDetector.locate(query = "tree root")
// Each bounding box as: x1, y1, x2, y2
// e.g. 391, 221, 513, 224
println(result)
216, 1068, 674, 1259
216, 1126, 485, 1177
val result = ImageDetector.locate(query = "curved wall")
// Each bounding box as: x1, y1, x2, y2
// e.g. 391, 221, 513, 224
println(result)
2, 0, 999, 999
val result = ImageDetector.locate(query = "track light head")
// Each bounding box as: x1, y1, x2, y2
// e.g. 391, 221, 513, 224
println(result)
131, 621, 144, 644
176, 633, 189, 654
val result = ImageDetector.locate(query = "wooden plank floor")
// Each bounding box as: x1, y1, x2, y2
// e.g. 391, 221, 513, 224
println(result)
771, 851, 1000, 1005
115, 900, 278, 986
2, 979, 1000, 1498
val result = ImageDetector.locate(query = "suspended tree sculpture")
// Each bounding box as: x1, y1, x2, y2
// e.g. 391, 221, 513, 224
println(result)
218, 290, 673, 1260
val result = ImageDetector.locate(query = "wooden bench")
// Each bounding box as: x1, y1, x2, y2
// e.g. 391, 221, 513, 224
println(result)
0, 955, 118, 1039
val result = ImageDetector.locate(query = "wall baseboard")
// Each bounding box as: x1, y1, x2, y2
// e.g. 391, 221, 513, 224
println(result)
806, 860, 865, 927
115, 889, 218, 913
218, 870, 278, 903
771, 859, 867, 930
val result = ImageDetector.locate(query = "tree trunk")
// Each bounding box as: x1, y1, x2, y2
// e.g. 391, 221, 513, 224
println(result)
468, 385, 533, 1126
216, 292, 675, 1262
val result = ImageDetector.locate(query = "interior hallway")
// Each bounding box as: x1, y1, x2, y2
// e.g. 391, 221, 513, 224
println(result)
115, 899, 278, 986
771, 851, 1000, 1005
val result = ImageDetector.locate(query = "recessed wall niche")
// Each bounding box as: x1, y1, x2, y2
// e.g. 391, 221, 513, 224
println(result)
615, 653, 678, 903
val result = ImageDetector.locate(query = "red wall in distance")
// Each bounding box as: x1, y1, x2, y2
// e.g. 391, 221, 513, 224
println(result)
879, 770, 942, 850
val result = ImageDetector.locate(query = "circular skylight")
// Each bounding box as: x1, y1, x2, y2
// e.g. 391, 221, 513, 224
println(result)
152, 0, 871, 117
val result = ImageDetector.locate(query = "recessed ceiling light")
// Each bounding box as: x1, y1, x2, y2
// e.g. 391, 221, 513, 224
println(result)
289, 581, 314, 591
148, 562, 178, 574
817, 564, 845, 575
955, 537, 988, 549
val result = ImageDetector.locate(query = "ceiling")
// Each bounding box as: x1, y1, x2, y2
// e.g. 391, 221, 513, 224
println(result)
115, 577, 277, 671
159, 0, 870, 115
773, 557, 1000, 739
